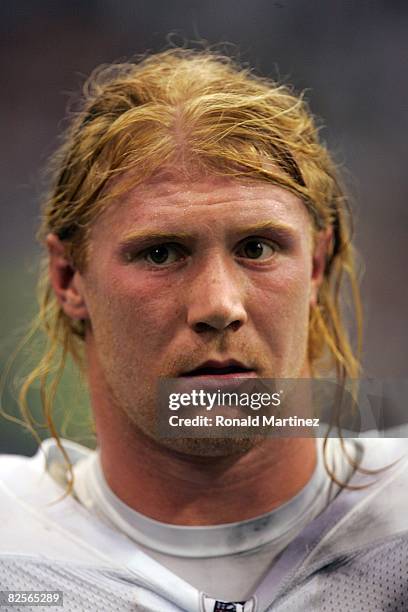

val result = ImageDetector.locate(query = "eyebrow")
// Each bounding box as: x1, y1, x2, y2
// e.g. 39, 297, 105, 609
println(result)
119, 231, 192, 248
119, 221, 297, 247
234, 221, 298, 237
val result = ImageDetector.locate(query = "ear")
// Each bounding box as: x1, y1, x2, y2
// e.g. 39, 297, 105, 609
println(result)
310, 228, 332, 306
46, 234, 89, 320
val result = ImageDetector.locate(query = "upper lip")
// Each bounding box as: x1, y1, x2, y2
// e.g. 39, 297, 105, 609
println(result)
181, 359, 253, 376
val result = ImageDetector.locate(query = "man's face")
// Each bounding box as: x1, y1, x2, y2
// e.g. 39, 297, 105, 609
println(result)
75, 172, 322, 453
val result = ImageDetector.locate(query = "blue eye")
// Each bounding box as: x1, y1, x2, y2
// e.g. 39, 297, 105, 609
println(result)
145, 244, 184, 265
237, 239, 277, 260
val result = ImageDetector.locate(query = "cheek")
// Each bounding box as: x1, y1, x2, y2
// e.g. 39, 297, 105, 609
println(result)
87, 269, 183, 351
249, 261, 312, 338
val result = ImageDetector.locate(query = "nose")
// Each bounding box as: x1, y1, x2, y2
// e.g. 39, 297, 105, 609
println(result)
187, 257, 248, 335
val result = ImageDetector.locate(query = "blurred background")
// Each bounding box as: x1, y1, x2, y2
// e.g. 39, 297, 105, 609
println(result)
1, 0, 407, 455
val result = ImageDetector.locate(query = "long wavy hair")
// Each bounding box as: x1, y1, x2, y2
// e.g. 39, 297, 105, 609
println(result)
10, 48, 362, 486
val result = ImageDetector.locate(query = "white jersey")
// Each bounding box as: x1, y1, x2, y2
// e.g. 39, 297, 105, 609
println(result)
0, 436, 408, 611
70, 435, 355, 600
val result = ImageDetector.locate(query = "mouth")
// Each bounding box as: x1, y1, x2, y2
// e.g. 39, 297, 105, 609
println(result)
180, 360, 256, 379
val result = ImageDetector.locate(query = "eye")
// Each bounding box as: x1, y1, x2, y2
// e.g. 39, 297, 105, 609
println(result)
144, 244, 185, 266
236, 238, 278, 261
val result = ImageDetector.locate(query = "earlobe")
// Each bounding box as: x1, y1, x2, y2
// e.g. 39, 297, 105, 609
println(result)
310, 228, 332, 306
46, 234, 89, 320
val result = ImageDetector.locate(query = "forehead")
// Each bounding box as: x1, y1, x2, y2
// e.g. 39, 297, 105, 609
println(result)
93, 171, 312, 237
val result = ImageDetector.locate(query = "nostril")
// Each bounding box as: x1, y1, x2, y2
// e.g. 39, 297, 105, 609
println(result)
193, 319, 242, 334
194, 322, 213, 334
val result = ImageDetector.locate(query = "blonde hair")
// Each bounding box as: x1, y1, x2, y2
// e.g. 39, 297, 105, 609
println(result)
13, 48, 362, 483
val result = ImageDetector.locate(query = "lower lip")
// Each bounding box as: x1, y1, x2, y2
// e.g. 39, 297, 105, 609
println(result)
178, 371, 258, 391
183, 371, 257, 380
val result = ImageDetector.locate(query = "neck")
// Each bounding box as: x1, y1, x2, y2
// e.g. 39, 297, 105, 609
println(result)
92, 399, 316, 527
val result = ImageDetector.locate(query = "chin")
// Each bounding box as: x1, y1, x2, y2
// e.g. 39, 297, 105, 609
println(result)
158, 435, 261, 458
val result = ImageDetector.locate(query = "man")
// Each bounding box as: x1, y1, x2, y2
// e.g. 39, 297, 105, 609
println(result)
1, 48, 407, 611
